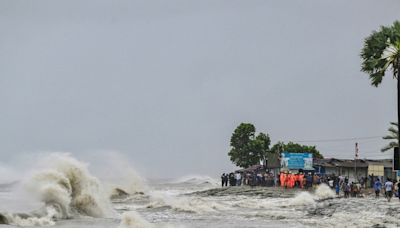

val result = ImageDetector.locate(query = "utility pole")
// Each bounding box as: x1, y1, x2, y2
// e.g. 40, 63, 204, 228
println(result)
355, 142, 359, 182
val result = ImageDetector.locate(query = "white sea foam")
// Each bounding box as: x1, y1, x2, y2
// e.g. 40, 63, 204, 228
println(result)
27, 153, 114, 218
118, 211, 154, 228
1, 153, 117, 226
146, 191, 227, 213
171, 175, 219, 186
290, 191, 316, 206
314, 184, 335, 200
90, 152, 149, 196
290, 184, 335, 207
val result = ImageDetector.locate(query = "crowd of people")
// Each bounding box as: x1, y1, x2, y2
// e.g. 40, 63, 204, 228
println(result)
221, 170, 400, 201
221, 171, 318, 188
220, 172, 276, 187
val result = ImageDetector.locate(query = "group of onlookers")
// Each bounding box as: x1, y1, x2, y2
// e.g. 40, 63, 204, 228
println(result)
221, 171, 400, 201
221, 172, 277, 187
220, 172, 243, 187
373, 177, 400, 201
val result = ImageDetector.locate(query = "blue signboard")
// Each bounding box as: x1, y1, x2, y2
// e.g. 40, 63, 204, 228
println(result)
281, 152, 313, 170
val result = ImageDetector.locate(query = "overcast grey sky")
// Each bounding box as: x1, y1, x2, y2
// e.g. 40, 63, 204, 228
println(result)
1, 0, 400, 178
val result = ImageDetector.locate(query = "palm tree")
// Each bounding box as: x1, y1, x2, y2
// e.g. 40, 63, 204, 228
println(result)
381, 122, 398, 152
361, 21, 400, 151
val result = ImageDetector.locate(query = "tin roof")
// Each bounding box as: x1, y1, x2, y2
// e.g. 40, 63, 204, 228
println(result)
313, 158, 392, 168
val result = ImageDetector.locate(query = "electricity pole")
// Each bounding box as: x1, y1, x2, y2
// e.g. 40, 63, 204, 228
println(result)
355, 142, 359, 182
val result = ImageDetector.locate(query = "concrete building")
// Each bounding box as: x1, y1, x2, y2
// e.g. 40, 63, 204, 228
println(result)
313, 158, 396, 182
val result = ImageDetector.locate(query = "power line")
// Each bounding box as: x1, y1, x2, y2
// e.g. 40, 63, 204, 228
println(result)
291, 135, 383, 143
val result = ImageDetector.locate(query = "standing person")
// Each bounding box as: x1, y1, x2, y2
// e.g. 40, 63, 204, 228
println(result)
344, 182, 350, 198
287, 172, 293, 188
384, 178, 394, 202
291, 173, 296, 188
335, 182, 340, 196
306, 173, 313, 189
223, 173, 229, 186
221, 173, 226, 187
371, 174, 375, 188
280, 172, 285, 188
374, 178, 382, 198
299, 173, 304, 188
229, 173, 235, 186
235, 172, 242, 186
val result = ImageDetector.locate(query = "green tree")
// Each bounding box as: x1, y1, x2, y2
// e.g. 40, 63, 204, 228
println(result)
270, 141, 323, 159
270, 141, 285, 154
361, 21, 400, 148
381, 122, 399, 152
228, 123, 271, 168
252, 132, 271, 163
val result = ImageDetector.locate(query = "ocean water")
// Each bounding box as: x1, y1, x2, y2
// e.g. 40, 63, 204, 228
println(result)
1, 154, 400, 228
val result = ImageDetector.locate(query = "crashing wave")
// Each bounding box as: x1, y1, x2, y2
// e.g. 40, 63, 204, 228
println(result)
290, 184, 336, 206
0, 153, 114, 226
171, 175, 219, 186
314, 184, 336, 200
118, 211, 154, 228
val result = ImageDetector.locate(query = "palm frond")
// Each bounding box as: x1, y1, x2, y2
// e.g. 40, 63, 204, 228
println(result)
382, 121, 399, 152
383, 135, 397, 140
388, 127, 398, 135
381, 142, 399, 152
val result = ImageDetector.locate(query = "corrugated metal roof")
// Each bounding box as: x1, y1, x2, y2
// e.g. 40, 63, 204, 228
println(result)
314, 158, 392, 168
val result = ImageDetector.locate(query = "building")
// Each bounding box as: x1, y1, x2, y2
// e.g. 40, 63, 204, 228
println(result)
313, 158, 396, 181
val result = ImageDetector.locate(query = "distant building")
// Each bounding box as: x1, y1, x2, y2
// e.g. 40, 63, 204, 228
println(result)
313, 158, 395, 181
235, 155, 397, 183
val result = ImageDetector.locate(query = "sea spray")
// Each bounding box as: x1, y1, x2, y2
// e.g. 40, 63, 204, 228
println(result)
314, 184, 335, 200
26, 153, 114, 218
289, 184, 336, 207
172, 175, 219, 186
290, 191, 316, 206
118, 211, 154, 228
87, 152, 149, 196
1, 206, 58, 226
1, 153, 116, 226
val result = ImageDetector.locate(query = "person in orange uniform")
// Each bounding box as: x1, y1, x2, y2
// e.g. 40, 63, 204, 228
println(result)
294, 174, 299, 188
283, 172, 288, 188
299, 173, 304, 188
291, 173, 296, 188
280, 172, 285, 187
286, 172, 292, 188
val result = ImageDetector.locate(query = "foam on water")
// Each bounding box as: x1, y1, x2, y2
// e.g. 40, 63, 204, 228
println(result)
2, 157, 400, 228
25, 153, 114, 218
146, 191, 224, 213
118, 211, 154, 228
314, 184, 335, 200
290, 191, 316, 206
0, 153, 150, 227
171, 175, 219, 186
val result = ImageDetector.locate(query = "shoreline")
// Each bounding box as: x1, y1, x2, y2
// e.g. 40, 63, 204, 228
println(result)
190, 185, 381, 198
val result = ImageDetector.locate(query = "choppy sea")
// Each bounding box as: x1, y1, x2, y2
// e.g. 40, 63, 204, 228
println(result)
1, 154, 400, 228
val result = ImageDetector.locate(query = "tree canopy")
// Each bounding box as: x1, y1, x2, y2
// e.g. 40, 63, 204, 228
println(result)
228, 123, 271, 168
361, 21, 400, 86
361, 21, 400, 154
270, 141, 324, 159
